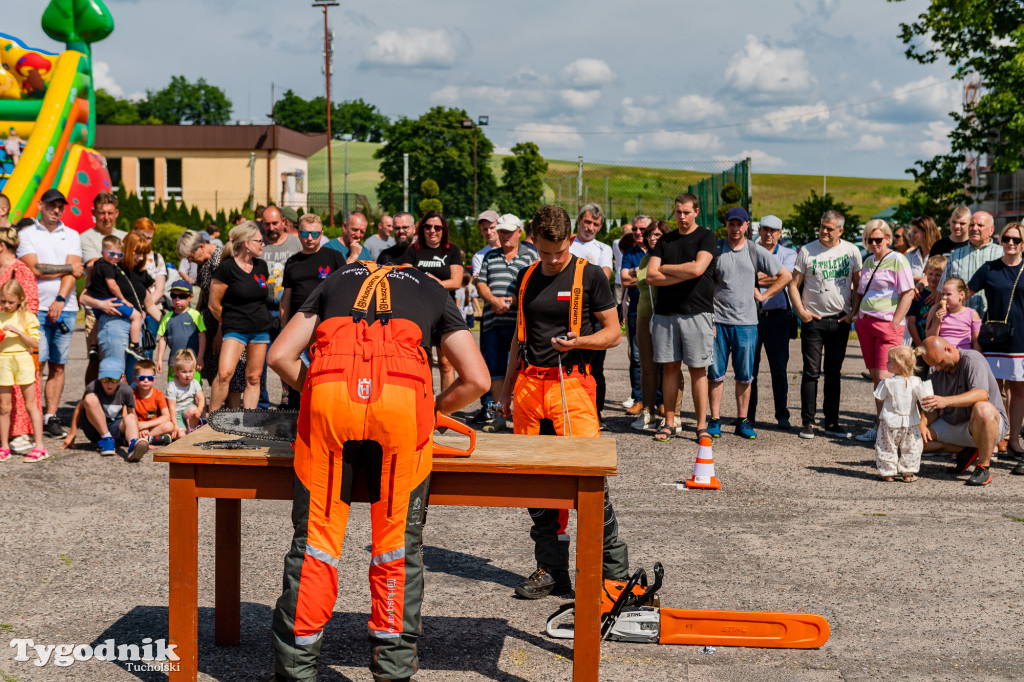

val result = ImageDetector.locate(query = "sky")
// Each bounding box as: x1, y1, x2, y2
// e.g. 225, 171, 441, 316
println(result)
8, 0, 962, 179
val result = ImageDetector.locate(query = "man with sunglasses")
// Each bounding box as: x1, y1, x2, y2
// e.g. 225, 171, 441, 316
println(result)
377, 211, 416, 265
938, 210, 1003, 318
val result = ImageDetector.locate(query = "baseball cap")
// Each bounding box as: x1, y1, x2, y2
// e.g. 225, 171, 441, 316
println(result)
98, 357, 122, 381
40, 188, 67, 205
760, 215, 783, 231
281, 207, 299, 223
477, 210, 499, 224
169, 279, 192, 292
726, 207, 750, 223
495, 214, 523, 232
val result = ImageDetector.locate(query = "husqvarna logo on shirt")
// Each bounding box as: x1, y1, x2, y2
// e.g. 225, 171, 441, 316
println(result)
254, 274, 267, 288
318, 266, 331, 279
357, 378, 372, 399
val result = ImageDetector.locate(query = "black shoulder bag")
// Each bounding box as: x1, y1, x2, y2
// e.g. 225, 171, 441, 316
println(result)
117, 266, 158, 352
978, 262, 1023, 353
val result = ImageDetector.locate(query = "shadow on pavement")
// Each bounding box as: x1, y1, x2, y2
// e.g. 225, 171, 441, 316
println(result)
422, 544, 525, 589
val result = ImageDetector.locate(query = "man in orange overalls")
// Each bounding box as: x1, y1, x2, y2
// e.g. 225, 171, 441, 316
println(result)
497, 205, 631, 599
267, 261, 489, 682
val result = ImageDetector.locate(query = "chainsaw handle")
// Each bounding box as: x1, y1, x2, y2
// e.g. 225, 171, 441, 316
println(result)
639, 562, 664, 605
601, 567, 646, 640
433, 412, 475, 458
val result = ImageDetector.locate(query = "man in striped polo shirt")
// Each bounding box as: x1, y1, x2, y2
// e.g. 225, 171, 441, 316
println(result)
476, 213, 537, 431
939, 210, 1002, 317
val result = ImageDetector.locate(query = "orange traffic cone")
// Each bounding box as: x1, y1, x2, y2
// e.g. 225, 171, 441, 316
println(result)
686, 435, 720, 489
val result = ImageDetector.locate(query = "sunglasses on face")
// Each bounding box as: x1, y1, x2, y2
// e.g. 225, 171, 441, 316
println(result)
135, 375, 155, 382
299, 230, 323, 239
100, 377, 120, 385
867, 237, 885, 245
1001, 235, 1022, 245
103, 250, 124, 258
170, 292, 190, 300
423, 224, 443, 232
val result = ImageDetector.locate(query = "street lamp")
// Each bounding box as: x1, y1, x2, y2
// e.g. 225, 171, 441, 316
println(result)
461, 115, 489, 220
341, 133, 353, 217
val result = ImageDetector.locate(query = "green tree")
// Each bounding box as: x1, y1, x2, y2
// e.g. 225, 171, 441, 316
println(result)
497, 142, 548, 217
138, 76, 233, 125
889, 0, 1024, 212
419, 179, 443, 215
94, 89, 141, 124
333, 98, 390, 142
375, 106, 497, 223
272, 89, 322, 132
785, 191, 860, 246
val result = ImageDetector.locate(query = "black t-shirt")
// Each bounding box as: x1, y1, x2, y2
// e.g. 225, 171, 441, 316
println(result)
86, 259, 121, 300
283, 248, 347, 312
298, 262, 467, 350
510, 259, 614, 368
399, 243, 464, 283
83, 380, 135, 423
931, 236, 969, 258
377, 243, 409, 265
124, 264, 155, 307
212, 257, 272, 334
648, 227, 717, 315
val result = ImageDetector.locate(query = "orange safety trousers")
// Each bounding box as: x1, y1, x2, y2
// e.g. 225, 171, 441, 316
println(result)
271, 298, 435, 681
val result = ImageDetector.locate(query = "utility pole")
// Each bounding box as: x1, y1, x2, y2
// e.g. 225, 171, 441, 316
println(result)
403, 153, 409, 213
314, 1, 338, 226
577, 156, 583, 216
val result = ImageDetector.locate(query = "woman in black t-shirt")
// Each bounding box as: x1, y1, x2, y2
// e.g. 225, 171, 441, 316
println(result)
208, 222, 272, 409
399, 211, 464, 390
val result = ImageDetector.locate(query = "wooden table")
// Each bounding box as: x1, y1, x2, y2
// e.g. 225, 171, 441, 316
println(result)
155, 426, 617, 681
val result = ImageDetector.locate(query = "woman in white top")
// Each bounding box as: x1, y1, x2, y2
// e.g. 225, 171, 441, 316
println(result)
905, 216, 940, 284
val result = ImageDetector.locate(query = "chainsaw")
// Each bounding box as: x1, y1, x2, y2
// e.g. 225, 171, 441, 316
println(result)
207, 409, 476, 457
546, 563, 830, 649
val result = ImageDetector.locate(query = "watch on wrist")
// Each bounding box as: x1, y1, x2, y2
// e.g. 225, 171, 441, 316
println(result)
54, 295, 65, 303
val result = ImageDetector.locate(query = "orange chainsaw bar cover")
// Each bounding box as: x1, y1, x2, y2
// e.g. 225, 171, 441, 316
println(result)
658, 607, 830, 649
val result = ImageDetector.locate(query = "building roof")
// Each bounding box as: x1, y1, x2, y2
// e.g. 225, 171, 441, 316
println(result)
95, 124, 328, 158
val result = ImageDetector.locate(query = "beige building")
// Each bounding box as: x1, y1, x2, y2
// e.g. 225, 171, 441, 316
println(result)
94, 124, 328, 214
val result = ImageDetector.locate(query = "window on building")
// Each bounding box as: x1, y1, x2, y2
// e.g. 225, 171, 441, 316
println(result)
166, 158, 182, 201
138, 158, 155, 200
106, 158, 122, 187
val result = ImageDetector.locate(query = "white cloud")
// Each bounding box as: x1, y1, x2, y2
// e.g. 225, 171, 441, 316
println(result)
919, 120, 951, 156
725, 35, 816, 98
716, 149, 786, 170
747, 103, 829, 136
512, 123, 584, 149
623, 130, 721, 155
619, 95, 725, 126
560, 58, 616, 88
361, 28, 468, 69
854, 134, 886, 151
559, 89, 601, 110
92, 62, 123, 97
890, 75, 960, 115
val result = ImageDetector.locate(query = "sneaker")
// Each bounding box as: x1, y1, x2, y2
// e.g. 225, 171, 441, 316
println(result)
1011, 461, 1024, 476
149, 434, 172, 447
965, 465, 992, 486
953, 447, 979, 475
126, 343, 146, 360
799, 425, 815, 439
855, 428, 878, 442
626, 401, 644, 415
735, 419, 757, 439
823, 424, 852, 439
481, 417, 506, 434
706, 418, 722, 438
98, 436, 116, 456
777, 418, 792, 431
127, 438, 149, 462
43, 418, 67, 438
24, 447, 49, 463
621, 398, 635, 409
10, 435, 33, 453
514, 568, 573, 599
631, 412, 651, 432
88, 344, 100, 362
469, 406, 489, 425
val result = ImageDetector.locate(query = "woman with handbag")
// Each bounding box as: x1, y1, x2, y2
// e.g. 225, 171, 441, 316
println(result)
968, 222, 1024, 461
846, 219, 916, 443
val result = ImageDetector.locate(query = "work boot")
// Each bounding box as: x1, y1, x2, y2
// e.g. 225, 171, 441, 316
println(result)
626, 401, 644, 415
514, 568, 573, 599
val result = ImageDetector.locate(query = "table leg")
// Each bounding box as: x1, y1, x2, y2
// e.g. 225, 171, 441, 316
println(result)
215, 498, 241, 646
573, 476, 604, 682
169, 464, 198, 682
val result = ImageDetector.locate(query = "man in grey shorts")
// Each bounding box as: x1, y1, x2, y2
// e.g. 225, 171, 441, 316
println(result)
919, 336, 1010, 486
646, 193, 717, 441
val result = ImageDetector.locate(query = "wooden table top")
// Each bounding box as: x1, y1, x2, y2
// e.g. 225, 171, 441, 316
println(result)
155, 425, 617, 477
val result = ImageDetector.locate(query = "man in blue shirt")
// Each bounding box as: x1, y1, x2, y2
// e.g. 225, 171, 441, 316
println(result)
750, 215, 798, 430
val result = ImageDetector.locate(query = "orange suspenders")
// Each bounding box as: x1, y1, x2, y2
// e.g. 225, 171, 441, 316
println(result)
515, 257, 588, 359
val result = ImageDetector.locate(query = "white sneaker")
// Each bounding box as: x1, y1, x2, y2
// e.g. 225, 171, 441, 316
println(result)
855, 428, 878, 442
621, 398, 635, 409
631, 413, 651, 431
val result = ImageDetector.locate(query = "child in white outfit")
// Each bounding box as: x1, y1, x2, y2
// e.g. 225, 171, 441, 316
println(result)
873, 345, 928, 482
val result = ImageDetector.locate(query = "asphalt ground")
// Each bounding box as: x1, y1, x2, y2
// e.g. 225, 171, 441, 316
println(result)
2, 324, 1023, 682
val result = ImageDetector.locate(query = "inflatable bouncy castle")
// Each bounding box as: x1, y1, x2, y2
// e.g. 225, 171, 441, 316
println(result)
0, 0, 114, 231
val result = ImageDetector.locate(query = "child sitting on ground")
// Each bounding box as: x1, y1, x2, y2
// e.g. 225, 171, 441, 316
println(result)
63, 357, 149, 462
132, 359, 174, 447
873, 345, 929, 482
925, 276, 981, 351
0, 279, 45, 462
165, 349, 205, 439
155, 280, 205, 380
85, 234, 146, 360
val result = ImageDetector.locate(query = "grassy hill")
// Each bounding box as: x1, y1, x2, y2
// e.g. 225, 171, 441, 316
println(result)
307, 142, 915, 224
